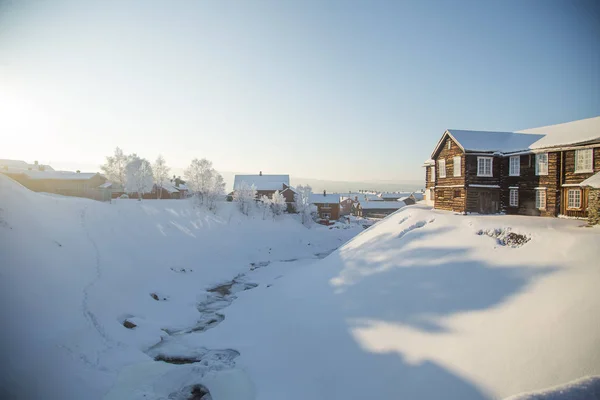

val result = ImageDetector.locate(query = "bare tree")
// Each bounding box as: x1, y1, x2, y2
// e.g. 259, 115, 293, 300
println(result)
125, 156, 153, 200
101, 147, 130, 189
153, 155, 170, 199
184, 158, 214, 204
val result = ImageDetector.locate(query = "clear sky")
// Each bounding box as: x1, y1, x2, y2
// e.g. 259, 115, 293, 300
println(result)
1, 0, 599, 182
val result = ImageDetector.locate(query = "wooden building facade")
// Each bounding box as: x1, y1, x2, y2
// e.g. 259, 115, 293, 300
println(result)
425, 122, 600, 218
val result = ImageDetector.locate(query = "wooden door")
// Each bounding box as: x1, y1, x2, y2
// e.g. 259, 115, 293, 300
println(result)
479, 191, 492, 214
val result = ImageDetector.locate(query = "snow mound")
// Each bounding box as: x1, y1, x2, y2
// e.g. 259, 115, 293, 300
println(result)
505, 376, 600, 400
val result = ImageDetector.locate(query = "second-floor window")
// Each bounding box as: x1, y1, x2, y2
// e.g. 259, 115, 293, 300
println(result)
509, 156, 520, 176
453, 156, 461, 177
535, 153, 548, 176
477, 157, 493, 177
575, 149, 593, 173
438, 159, 446, 178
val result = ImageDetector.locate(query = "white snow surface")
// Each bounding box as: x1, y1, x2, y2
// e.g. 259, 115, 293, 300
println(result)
580, 172, 600, 189
2, 173, 600, 399
519, 116, 600, 149
446, 129, 545, 153
309, 193, 341, 203
358, 200, 407, 209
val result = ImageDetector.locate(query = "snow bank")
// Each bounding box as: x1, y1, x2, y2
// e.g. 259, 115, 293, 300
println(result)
0, 174, 361, 399
194, 205, 600, 399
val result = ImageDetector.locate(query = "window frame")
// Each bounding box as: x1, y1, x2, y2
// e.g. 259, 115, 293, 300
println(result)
321, 212, 331, 220
453, 156, 461, 177
477, 156, 493, 177
574, 149, 593, 173
535, 153, 548, 176
453, 189, 461, 199
509, 155, 520, 176
567, 189, 582, 209
509, 189, 518, 207
438, 159, 446, 178
535, 189, 547, 210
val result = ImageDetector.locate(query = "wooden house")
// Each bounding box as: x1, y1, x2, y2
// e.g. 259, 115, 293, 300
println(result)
233, 172, 295, 210
352, 200, 407, 218
425, 116, 600, 218
310, 191, 341, 220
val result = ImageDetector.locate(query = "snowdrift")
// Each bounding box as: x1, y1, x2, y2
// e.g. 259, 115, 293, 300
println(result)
192, 205, 600, 399
0, 174, 361, 399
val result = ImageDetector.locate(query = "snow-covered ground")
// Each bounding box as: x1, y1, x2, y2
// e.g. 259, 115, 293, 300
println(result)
1, 173, 599, 399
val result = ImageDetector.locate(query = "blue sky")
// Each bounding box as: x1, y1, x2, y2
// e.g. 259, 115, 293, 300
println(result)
0, 0, 598, 182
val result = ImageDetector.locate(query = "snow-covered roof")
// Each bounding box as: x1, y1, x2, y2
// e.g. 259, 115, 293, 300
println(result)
519, 116, 600, 149
411, 192, 424, 201
158, 182, 181, 193
310, 193, 341, 204
422, 159, 435, 166
98, 182, 113, 189
23, 171, 101, 180
233, 174, 289, 191
580, 172, 600, 189
0, 159, 55, 172
378, 192, 413, 200
446, 130, 545, 154
358, 201, 406, 210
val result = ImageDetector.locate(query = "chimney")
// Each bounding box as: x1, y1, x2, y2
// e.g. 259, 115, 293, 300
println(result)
323, 190, 326, 196
259, 171, 262, 176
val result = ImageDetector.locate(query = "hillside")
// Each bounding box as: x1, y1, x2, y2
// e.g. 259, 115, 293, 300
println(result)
1, 173, 600, 399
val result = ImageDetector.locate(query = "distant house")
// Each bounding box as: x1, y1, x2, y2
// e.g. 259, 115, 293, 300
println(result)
425, 116, 600, 218
310, 191, 341, 220
352, 200, 406, 218
2, 169, 108, 200
233, 172, 296, 209
0, 159, 54, 172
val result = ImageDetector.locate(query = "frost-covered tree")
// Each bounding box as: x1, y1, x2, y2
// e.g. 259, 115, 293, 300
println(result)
271, 190, 287, 216
101, 147, 130, 189
185, 158, 217, 205
233, 182, 257, 216
206, 172, 226, 211
260, 195, 273, 220
153, 155, 170, 199
125, 155, 153, 200
294, 185, 314, 225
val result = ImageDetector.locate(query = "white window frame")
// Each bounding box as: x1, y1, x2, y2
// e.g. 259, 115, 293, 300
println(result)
509, 155, 520, 176
453, 156, 461, 177
535, 189, 546, 210
509, 189, 518, 207
535, 153, 548, 176
447, 140, 451, 150
477, 157, 493, 177
574, 149, 593, 173
438, 159, 446, 178
567, 189, 582, 209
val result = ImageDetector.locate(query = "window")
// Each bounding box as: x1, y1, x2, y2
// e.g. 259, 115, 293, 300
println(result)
438, 159, 446, 178
447, 140, 451, 150
509, 189, 518, 207
575, 149, 593, 173
453, 156, 461, 177
321, 212, 331, 219
509, 156, 520, 176
567, 189, 581, 209
477, 157, 493, 177
453, 190, 461, 198
535, 153, 548, 176
535, 189, 546, 209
